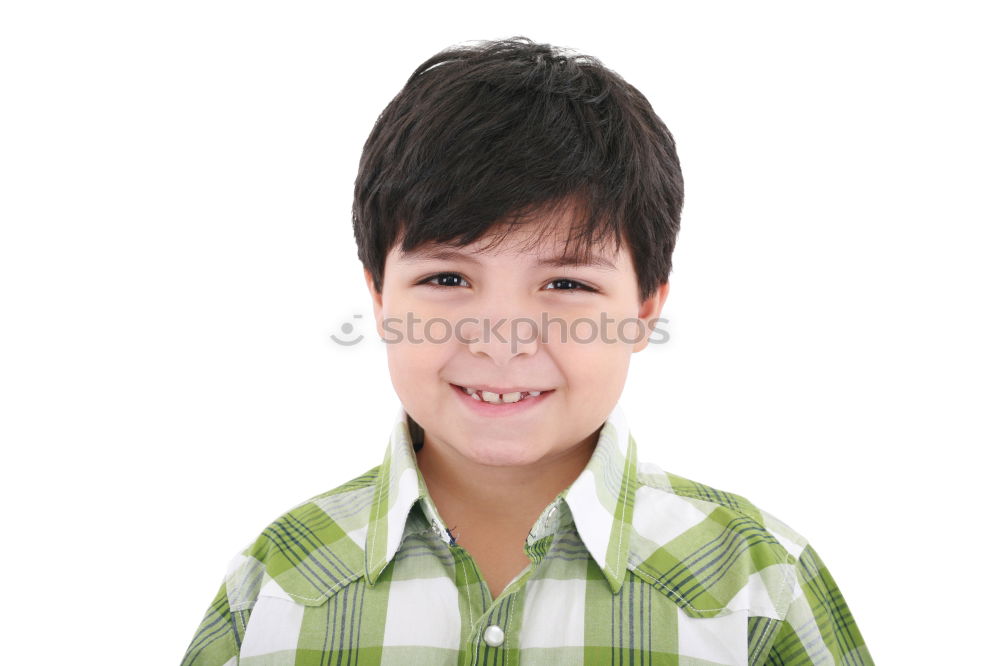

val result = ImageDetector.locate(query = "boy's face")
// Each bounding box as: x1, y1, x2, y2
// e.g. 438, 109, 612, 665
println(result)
364, 207, 669, 472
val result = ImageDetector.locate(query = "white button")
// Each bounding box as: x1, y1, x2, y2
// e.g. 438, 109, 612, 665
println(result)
483, 624, 505, 647
546, 506, 558, 521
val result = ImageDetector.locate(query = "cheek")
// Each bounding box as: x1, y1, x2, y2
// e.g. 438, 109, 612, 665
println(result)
385, 336, 454, 391
553, 355, 629, 435
387, 341, 437, 368
551, 339, 632, 400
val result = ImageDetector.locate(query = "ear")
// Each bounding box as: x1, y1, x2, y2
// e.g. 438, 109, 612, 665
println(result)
632, 281, 669, 353
363, 268, 385, 340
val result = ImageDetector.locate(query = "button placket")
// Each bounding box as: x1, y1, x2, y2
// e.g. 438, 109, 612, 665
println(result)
470, 582, 524, 663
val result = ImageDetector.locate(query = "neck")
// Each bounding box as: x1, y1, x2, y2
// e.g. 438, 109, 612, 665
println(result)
414, 430, 599, 528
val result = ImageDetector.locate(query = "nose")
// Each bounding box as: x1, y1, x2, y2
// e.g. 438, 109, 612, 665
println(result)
463, 304, 541, 365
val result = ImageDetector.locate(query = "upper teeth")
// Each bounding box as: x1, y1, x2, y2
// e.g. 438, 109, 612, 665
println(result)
462, 387, 543, 403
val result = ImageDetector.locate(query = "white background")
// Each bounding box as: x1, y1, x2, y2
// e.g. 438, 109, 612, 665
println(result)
2, 2, 997, 663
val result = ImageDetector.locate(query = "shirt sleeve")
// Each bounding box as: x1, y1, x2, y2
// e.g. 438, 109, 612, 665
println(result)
180, 578, 241, 666
762, 543, 875, 665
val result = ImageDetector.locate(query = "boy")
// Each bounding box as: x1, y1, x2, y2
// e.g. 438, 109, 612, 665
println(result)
182, 37, 873, 665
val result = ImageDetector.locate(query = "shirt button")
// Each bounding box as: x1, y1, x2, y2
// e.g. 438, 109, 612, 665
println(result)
483, 624, 505, 647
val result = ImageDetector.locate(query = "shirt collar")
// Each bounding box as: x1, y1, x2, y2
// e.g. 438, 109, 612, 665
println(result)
363, 400, 639, 594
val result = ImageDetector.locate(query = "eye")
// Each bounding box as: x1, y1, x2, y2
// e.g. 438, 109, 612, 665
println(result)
417, 273, 470, 289
544, 278, 597, 293
416, 273, 597, 293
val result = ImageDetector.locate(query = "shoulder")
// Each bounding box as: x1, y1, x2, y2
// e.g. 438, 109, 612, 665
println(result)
219, 465, 380, 612
628, 459, 811, 620
635, 459, 811, 557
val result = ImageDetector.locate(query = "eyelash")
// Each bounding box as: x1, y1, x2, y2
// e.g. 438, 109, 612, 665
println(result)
417, 273, 597, 293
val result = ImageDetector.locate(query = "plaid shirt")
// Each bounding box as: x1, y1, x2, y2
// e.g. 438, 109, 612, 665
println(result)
182, 402, 873, 665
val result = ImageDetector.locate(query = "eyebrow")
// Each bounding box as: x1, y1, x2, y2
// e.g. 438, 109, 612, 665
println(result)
400, 248, 618, 271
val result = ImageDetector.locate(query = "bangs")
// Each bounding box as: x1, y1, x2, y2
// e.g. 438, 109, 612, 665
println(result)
392, 192, 627, 268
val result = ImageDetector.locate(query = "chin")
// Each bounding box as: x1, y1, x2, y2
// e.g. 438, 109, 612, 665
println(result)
463, 440, 545, 467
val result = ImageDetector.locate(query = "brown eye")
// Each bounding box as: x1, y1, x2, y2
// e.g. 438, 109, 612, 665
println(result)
545, 278, 596, 292
419, 273, 469, 288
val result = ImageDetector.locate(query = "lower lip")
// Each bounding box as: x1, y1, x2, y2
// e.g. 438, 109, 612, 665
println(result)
450, 383, 554, 417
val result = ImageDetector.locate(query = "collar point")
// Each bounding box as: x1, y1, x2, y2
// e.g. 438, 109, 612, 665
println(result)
363, 558, 387, 587
602, 561, 629, 595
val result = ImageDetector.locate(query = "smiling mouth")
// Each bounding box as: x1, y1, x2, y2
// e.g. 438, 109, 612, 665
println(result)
450, 383, 555, 405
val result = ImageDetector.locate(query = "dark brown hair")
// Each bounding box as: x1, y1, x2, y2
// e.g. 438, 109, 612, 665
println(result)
352, 36, 684, 303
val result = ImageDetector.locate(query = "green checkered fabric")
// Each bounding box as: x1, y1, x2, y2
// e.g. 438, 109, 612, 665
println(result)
182, 402, 873, 665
